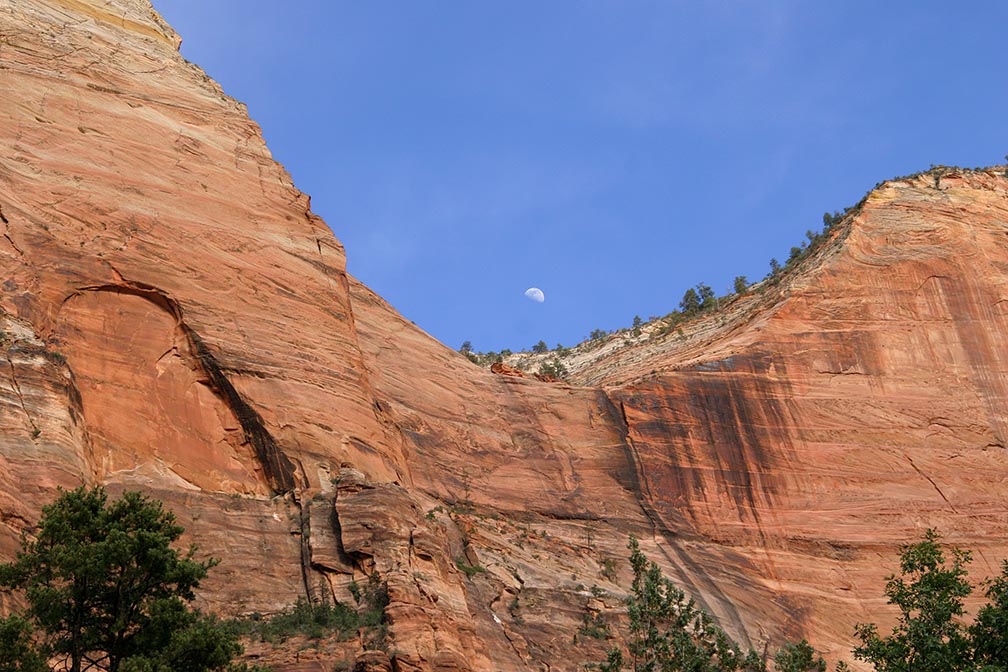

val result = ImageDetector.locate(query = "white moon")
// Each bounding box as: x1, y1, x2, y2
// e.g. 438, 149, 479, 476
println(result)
524, 287, 545, 303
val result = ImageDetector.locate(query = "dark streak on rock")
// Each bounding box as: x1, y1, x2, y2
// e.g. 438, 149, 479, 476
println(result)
605, 353, 815, 644
69, 282, 301, 494
931, 276, 1008, 444
598, 388, 751, 642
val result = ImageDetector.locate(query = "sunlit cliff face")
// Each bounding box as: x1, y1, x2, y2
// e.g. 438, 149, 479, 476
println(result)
2, 2, 1008, 671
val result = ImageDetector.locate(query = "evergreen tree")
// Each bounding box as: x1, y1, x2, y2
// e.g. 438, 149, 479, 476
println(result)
697, 283, 716, 311
680, 288, 700, 315
0, 616, 47, 672
0, 486, 248, 672
600, 538, 765, 672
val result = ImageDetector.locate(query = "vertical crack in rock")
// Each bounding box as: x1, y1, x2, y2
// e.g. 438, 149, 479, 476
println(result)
2, 234, 25, 261
494, 608, 526, 664
1, 205, 27, 262
295, 496, 317, 604
903, 453, 959, 514
5, 351, 39, 438
65, 281, 301, 494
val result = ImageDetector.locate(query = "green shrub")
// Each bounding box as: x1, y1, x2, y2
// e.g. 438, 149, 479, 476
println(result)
455, 558, 486, 578
600, 557, 618, 582
230, 575, 387, 645
538, 358, 567, 380
697, 283, 715, 311
579, 613, 610, 640
853, 529, 973, 672
774, 639, 826, 672
228, 597, 356, 643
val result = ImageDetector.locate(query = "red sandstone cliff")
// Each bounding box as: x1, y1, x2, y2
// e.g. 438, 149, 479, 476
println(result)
1, 1, 1008, 670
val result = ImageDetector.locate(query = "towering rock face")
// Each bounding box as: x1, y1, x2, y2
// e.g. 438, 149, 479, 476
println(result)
1, 1, 1008, 670
0, 0, 403, 620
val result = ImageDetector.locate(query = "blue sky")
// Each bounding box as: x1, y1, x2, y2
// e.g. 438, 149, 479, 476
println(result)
152, 2, 1007, 353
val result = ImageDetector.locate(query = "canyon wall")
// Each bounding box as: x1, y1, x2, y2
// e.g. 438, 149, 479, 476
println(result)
1, 1, 1007, 670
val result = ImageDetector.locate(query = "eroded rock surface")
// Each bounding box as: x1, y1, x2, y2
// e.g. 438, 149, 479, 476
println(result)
2, 1, 1008, 671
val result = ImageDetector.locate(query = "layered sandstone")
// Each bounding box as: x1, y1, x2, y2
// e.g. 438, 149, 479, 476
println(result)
1, 1, 1008, 671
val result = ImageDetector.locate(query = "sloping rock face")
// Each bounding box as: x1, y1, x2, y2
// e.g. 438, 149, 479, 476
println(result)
345, 172, 1008, 667
2, 1, 1008, 670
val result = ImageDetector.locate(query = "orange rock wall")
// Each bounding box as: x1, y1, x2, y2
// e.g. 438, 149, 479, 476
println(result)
2, 1, 1008, 671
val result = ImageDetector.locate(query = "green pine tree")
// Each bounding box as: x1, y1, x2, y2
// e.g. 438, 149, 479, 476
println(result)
0, 486, 252, 672
0, 615, 47, 672
600, 538, 765, 672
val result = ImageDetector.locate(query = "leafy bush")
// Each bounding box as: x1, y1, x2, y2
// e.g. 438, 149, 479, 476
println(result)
538, 358, 568, 380
229, 598, 358, 643
774, 639, 826, 672
230, 575, 387, 646
579, 613, 610, 640
853, 530, 975, 672
0, 615, 46, 672
822, 210, 844, 229
455, 558, 487, 578
697, 283, 715, 311
600, 557, 618, 582
972, 560, 1008, 667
